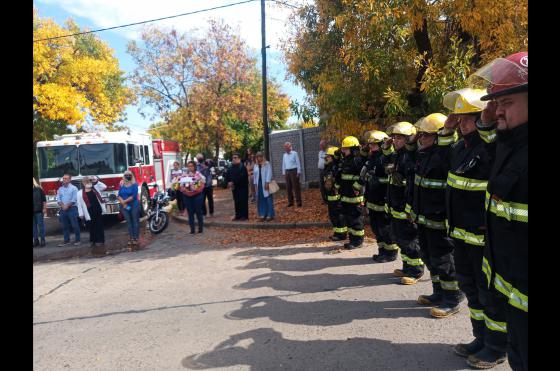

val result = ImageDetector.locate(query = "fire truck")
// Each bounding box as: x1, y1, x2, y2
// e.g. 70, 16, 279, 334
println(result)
36, 131, 182, 217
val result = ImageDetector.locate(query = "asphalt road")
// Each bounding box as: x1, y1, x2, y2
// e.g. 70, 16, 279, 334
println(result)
33, 221, 510, 370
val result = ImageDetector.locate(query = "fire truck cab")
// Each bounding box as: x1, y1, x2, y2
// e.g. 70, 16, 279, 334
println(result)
36, 131, 181, 217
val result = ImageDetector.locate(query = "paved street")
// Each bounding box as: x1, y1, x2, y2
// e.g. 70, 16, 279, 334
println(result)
33, 220, 510, 370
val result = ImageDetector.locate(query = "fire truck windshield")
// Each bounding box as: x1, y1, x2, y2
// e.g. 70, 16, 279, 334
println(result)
37, 143, 127, 178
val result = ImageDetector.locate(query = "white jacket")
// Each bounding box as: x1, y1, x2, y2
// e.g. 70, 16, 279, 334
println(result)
253, 162, 273, 198
76, 181, 107, 221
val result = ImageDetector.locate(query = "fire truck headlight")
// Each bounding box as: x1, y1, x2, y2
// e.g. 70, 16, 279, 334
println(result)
108, 194, 117, 202
46, 195, 57, 202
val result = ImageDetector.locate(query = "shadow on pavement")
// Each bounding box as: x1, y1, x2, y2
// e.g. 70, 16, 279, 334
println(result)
239, 256, 374, 272
231, 245, 343, 258
182, 328, 467, 371
224, 296, 430, 326
233, 272, 397, 293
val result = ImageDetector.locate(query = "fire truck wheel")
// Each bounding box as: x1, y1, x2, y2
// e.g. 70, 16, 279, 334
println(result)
140, 185, 150, 217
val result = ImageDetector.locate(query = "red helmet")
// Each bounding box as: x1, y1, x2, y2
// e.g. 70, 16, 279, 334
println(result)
469, 52, 528, 101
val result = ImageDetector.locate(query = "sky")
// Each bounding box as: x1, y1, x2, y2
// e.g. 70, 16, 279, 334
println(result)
34, 0, 310, 133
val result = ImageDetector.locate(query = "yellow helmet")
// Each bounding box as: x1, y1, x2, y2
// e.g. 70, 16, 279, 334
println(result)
341, 136, 360, 148
391, 121, 416, 136
326, 146, 339, 156
443, 88, 488, 114
415, 113, 447, 133
366, 130, 389, 143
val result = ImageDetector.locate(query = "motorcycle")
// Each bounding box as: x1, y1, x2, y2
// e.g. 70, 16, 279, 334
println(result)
146, 186, 171, 234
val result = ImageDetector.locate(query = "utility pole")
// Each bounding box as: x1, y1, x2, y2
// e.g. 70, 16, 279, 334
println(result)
261, 0, 270, 160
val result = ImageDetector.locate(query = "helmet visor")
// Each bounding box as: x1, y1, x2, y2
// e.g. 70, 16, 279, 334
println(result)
468, 58, 528, 92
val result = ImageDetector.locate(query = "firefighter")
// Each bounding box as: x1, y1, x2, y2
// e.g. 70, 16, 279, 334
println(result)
363, 130, 399, 262
411, 113, 465, 318
323, 146, 347, 241
440, 88, 507, 368
382, 122, 424, 284
469, 52, 528, 371
338, 136, 366, 249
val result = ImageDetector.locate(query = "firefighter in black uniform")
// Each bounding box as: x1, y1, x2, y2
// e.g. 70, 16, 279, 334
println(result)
440, 88, 507, 369
382, 122, 424, 284
469, 52, 528, 371
411, 113, 465, 318
363, 130, 399, 262
323, 146, 347, 241
338, 136, 366, 249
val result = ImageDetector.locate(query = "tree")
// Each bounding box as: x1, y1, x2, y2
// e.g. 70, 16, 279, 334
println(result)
132, 20, 290, 158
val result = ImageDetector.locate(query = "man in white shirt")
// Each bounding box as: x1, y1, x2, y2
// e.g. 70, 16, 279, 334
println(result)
281, 142, 302, 207
318, 140, 327, 203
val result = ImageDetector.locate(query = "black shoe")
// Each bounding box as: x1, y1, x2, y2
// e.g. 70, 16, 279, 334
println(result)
417, 292, 443, 306
344, 242, 362, 250
297, 203, 302, 207
287, 204, 294, 207
466, 347, 507, 369
372, 254, 380, 261
33, 239, 40, 247
198, 228, 203, 233
190, 229, 195, 234
454, 337, 485, 358
40, 239, 46, 247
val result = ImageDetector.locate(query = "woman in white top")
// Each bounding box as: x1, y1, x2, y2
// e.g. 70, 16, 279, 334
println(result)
76, 176, 107, 248
253, 151, 275, 221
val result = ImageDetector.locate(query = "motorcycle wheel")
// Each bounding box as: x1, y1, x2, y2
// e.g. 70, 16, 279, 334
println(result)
149, 212, 169, 234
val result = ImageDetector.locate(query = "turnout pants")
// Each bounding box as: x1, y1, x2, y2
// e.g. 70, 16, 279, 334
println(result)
327, 200, 347, 238
417, 225, 460, 303
341, 201, 364, 245
367, 205, 398, 256
454, 238, 507, 353
391, 217, 423, 278
506, 305, 528, 371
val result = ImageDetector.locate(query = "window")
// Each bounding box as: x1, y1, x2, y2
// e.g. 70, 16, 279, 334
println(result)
144, 145, 150, 164
79, 144, 127, 175
37, 145, 79, 178
127, 144, 141, 166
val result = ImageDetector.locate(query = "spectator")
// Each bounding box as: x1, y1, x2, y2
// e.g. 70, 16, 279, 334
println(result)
204, 158, 215, 217
281, 142, 302, 207
170, 161, 186, 216
244, 149, 256, 203
180, 161, 206, 234
318, 139, 327, 203
118, 170, 140, 249
225, 153, 249, 221
77, 176, 107, 252
56, 173, 80, 247
196, 154, 214, 217
254, 151, 275, 222
33, 178, 47, 247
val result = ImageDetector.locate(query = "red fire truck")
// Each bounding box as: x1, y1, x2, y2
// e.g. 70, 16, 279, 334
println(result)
36, 131, 182, 217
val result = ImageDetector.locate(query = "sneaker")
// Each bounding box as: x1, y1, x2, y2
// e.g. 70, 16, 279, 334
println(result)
466, 347, 507, 369
265, 217, 274, 222
73, 241, 81, 246
58, 241, 71, 247
454, 337, 484, 358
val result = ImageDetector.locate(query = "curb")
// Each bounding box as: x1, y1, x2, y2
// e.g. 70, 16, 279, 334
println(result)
33, 245, 92, 262
172, 214, 331, 229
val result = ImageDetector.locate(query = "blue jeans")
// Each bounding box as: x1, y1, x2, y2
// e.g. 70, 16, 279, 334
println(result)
59, 206, 80, 242
33, 212, 45, 241
121, 203, 140, 239
257, 186, 275, 218
184, 193, 204, 231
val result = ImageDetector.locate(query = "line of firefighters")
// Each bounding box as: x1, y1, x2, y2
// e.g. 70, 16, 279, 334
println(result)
322, 52, 527, 370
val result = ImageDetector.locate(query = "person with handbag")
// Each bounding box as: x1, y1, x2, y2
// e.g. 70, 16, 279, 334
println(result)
253, 152, 276, 221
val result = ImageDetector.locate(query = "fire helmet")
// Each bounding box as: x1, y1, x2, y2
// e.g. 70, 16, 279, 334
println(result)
326, 146, 339, 156
415, 113, 447, 133
341, 136, 360, 148
366, 130, 389, 143
391, 122, 416, 136
443, 88, 488, 114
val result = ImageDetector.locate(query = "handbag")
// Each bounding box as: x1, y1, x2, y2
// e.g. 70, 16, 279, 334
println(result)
268, 180, 280, 194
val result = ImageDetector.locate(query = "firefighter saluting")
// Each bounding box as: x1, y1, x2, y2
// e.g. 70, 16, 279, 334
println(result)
338, 136, 366, 249
440, 88, 507, 369
363, 130, 399, 262
410, 113, 465, 318
382, 122, 424, 284
323, 146, 347, 241
471, 52, 528, 371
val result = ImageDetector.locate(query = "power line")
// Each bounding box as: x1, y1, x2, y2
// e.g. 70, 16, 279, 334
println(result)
33, 0, 259, 43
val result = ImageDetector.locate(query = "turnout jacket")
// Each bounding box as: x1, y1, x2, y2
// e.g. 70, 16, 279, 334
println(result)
480, 123, 528, 313
383, 145, 416, 220
324, 158, 341, 202
364, 151, 389, 212
441, 130, 495, 246
338, 150, 365, 204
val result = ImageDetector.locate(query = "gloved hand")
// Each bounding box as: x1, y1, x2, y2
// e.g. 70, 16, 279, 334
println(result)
391, 172, 405, 186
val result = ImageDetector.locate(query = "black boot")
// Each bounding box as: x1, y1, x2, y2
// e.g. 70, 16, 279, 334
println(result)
430, 290, 465, 318
344, 241, 362, 250
33, 238, 40, 247
330, 235, 346, 241
376, 250, 398, 263
40, 238, 46, 247
418, 281, 443, 305
454, 337, 485, 358
198, 227, 203, 233
466, 347, 507, 369
190, 227, 195, 234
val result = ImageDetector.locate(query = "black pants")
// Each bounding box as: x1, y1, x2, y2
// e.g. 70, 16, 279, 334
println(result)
176, 190, 185, 211
341, 202, 364, 244
319, 169, 327, 202
232, 186, 249, 219
184, 193, 204, 232
202, 186, 214, 216
391, 217, 423, 278
86, 208, 105, 243
368, 208, 397, 255
506, 305, 528, 371
454, 238, 507, 352
327, 200, 346, 238
418, 225, 459, 302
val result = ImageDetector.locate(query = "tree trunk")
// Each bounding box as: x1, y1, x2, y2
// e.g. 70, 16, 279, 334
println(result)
408, 17, 433, 113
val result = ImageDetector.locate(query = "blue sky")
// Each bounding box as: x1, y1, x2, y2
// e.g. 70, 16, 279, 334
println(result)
34, 0, 309, 133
